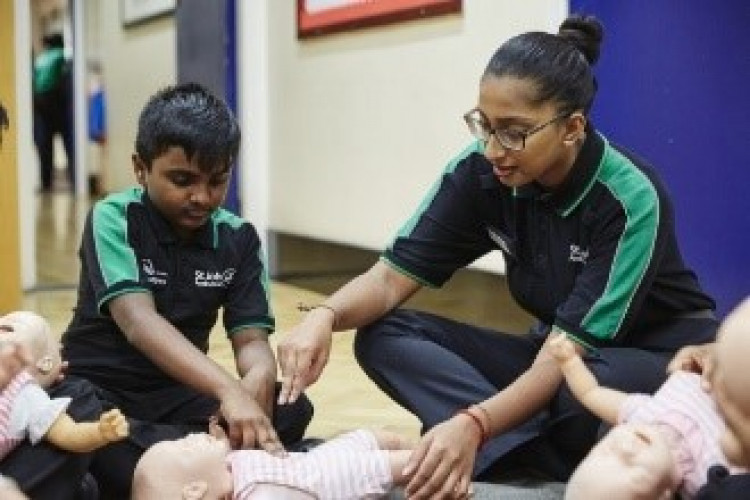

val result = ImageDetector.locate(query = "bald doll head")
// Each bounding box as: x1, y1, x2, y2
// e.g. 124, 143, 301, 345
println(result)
713, 298, 750, 466
0, 311, 62, 387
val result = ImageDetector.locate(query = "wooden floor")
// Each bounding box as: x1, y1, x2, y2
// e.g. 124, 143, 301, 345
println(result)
25, 191, 422, 440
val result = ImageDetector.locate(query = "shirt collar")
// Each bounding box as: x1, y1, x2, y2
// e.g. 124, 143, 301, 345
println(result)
141, 189, 216, 249
513, 124, 605, 216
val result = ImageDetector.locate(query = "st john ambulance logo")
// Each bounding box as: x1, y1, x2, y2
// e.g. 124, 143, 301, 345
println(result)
195, 268, 236, 288
569, 244, 589, 264
141, 259, 167, 285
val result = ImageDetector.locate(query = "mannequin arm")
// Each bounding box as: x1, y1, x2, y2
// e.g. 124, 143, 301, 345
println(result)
549, 334, 627, 425
44, 408, 128, 453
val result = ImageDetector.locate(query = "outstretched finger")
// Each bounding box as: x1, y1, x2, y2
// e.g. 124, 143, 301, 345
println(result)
257, 424, 286, 457
278, 350, 299, 405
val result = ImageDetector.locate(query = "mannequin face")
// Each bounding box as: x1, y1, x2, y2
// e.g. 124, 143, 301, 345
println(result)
0, 311, 61, 387
133, 433, 233, 500
712, 298, 750, 466
566, 424, 678, 500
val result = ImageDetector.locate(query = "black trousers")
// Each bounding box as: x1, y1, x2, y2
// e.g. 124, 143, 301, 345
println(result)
354, 309, 673, 481
33, 97, 74, 191
81, 378, 314, 500
0, 377, 102, 500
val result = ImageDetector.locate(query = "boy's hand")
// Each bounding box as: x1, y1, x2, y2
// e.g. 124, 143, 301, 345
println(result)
548, 332, 578, 364
219, 386, 285, 456
98, 409, 129, 442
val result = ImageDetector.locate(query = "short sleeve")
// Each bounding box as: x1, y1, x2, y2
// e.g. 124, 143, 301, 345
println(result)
10, 384, 71, 444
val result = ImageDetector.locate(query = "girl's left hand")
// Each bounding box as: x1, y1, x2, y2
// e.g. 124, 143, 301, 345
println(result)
402, 414, 480, 499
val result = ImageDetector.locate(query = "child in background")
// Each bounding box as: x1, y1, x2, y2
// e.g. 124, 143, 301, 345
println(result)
549, 332, 744, 499
133, 420, 413, 500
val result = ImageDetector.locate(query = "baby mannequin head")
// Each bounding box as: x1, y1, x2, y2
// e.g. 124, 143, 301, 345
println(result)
0, 311, 62, 387
132, 433, 233, 500
565, 424, 679, 500
713, 297, 750, 467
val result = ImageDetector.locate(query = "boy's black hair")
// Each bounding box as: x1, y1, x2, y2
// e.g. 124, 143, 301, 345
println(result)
483, 14, 603, 115
135, 82, 240, 173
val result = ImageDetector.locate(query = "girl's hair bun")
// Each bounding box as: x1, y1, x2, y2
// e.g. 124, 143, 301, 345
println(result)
558, 15, 604, 66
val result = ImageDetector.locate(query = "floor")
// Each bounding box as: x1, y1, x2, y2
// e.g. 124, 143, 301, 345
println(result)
27, 190, 534, 441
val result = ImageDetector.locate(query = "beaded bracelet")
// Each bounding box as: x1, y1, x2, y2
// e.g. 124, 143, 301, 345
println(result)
457, 409, 488, 448
297, 302, 339, 328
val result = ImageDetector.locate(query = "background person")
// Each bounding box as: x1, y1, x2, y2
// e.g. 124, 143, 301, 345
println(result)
32, 33, 74, 192
278, 14, 718, 499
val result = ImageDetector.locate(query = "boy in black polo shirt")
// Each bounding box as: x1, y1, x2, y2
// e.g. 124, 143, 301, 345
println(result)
60, 83, 313, 498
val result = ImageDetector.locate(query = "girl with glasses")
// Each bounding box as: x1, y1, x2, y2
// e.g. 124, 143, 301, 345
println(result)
279, 14, 717, 499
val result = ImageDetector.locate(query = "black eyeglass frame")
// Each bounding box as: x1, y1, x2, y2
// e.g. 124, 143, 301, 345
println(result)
463, 108, 572, 152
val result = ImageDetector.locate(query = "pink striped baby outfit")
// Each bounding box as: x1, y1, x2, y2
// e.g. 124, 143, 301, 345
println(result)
230, 429, 393, 499
619, 370, 746, 497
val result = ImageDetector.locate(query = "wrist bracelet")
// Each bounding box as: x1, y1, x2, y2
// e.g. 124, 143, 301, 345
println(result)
470, 404, 492, 435
297, 302, 338, 328
457, 409, 487, 448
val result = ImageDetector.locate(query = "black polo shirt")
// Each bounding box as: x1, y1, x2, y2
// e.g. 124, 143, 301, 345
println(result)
384, 128, 717, 350
62, 187, 274, 391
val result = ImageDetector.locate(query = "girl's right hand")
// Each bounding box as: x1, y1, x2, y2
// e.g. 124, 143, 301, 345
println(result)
277, 308, 335, 405
667, 342, 716, 390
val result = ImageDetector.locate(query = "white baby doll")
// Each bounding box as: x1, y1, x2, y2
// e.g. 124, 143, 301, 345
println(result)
0, 475, 27, 500
0, 310, 128, 458
549, 332, 745, 499
132, 419, 413, 500
710, 297, 750, 468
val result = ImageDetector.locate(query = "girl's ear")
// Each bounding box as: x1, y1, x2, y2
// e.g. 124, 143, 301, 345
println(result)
182, 481, 208, 499
563, 112, 586, 145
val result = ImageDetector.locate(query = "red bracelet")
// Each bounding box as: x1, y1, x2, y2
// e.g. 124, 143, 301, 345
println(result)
457, 409, 487, 447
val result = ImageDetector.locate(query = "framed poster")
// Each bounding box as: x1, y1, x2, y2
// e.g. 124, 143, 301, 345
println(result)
121, 0, 177, 27
297, 0, 462, 39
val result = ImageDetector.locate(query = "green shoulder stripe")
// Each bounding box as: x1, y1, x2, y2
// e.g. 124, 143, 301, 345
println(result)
582, 142, 660, 338
390, 140, 483, 245
257, 244, 274, 319
92, 189, 142, 286
211, 210, 274, 320
211, 208, 246, 247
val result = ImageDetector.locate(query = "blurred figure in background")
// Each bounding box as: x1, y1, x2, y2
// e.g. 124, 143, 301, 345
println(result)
33, 32, 74, 192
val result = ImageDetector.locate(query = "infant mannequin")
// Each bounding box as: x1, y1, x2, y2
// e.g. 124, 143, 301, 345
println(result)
0, 310, 128, 458
711, 297, 750, 467
133, 420, 412, 499
549, 333, 745, 499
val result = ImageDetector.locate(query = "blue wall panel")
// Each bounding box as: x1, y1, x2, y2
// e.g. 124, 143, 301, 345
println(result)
569, 0, 750, 315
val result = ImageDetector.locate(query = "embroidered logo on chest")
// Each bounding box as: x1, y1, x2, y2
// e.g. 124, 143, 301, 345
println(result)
195, 268, 236, 288
141, 259, 168, 285
569, 244, 589, 264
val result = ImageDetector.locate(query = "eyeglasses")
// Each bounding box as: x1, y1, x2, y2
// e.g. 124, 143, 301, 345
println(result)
463, 108, 570, 152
